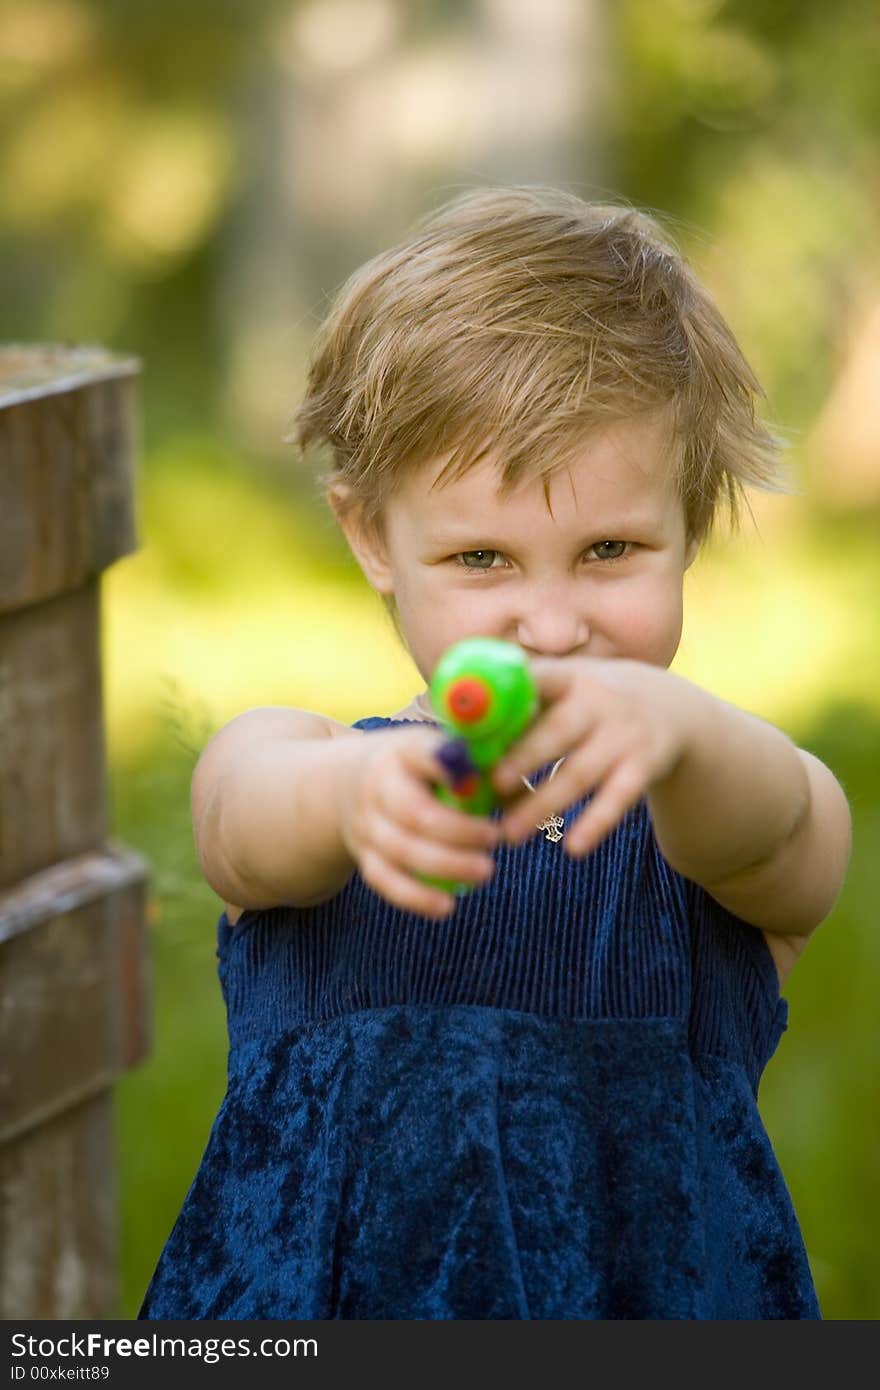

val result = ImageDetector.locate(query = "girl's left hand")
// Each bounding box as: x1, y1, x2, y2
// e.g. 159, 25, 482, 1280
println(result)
491, 657, 704, 857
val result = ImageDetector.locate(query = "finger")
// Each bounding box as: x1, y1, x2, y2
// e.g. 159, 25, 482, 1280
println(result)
499, 730, 643, 843
493, 657, 633, 795
378, 762, 500, 849
491, 695, 587, 795
358, 846, 457, 920
492, 779, 562, 828
563, 760, 647, 858
408, 729, 472, 787
499, 749, 600, 843
369, 806, 497, 886
528, 654, 624, 697
526, 656, 581, 699
383, 727, 462, 791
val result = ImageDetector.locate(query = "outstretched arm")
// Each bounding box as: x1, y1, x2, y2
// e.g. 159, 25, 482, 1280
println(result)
645, 691, 852, 938
491, 659, 852, 940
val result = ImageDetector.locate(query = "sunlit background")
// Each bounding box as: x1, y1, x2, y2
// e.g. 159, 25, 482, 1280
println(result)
3, 0, 878, 1317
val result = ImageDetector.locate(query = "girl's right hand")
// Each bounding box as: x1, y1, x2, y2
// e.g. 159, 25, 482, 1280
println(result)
335, 727, 502, 919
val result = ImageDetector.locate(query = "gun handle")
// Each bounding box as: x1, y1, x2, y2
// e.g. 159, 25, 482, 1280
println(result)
416, 739, 497, 897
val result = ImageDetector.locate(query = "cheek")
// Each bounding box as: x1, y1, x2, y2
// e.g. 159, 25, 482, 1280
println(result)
605, 583, 683, 659
391, 579, 470, 662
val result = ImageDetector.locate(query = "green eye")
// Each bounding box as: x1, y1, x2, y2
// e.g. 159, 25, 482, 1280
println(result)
593, 541, 628, 561
458, 550, 500, 569
454, 542, 631, 571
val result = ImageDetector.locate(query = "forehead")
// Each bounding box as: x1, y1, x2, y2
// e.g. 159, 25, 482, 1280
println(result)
395, 412, 682, 534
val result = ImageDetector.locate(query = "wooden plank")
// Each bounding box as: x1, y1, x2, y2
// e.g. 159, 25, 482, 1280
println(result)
0, 845, 151, 1145
0, 346, 140, 614
0, 344, 140, 408
0, 1092, 119, 1318
0, 582, 107, 890
0, 341, 149, 1319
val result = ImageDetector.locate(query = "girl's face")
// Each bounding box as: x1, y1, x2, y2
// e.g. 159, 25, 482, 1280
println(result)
338, 411, 701, 686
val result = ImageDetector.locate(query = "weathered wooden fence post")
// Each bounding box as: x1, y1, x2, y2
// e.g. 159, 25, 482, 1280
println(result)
0, 345, 151, 1318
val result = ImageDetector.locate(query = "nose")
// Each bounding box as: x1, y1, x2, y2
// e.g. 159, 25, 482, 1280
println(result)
514, 584, 590, 658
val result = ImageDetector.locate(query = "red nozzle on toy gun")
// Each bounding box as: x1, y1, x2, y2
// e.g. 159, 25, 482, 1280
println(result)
445, 676, 491, 724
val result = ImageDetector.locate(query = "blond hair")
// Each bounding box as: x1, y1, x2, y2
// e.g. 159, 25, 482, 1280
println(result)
288, 185, 793, 554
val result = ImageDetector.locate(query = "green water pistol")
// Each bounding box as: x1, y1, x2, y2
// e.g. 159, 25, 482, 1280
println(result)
416, 636, 539, 896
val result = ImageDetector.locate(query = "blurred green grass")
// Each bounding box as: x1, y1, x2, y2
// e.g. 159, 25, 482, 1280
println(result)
110, 441, 879, 1319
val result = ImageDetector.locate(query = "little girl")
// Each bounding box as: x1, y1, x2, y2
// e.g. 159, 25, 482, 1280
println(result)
139, 186, 851, 1320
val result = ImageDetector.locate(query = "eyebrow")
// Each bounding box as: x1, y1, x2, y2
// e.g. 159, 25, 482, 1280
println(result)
426, 519, 660, 547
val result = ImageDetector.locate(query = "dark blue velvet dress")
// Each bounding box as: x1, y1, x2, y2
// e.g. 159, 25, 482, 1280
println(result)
138, 715, 820, 1320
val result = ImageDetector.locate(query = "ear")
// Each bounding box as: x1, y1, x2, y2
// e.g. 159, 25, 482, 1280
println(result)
326, 483, 394, 595
683, 532, 701, 571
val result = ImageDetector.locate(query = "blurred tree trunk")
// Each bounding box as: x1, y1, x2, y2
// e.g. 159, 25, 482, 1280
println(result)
219, 0, 611, 467
805, 282, 880, 510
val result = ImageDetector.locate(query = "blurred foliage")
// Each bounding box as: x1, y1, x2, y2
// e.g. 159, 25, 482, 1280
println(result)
0, 0, 287, 444
611, 0, 880, 438
2, 0, 878, 1319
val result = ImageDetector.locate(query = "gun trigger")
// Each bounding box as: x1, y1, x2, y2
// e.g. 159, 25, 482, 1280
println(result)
434, 737, 478, 788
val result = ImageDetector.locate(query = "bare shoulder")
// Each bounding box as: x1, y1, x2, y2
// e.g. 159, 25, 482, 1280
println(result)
324, 715, 365, 738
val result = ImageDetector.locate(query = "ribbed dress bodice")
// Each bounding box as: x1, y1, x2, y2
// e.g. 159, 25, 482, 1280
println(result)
139, 716, 820, 1320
